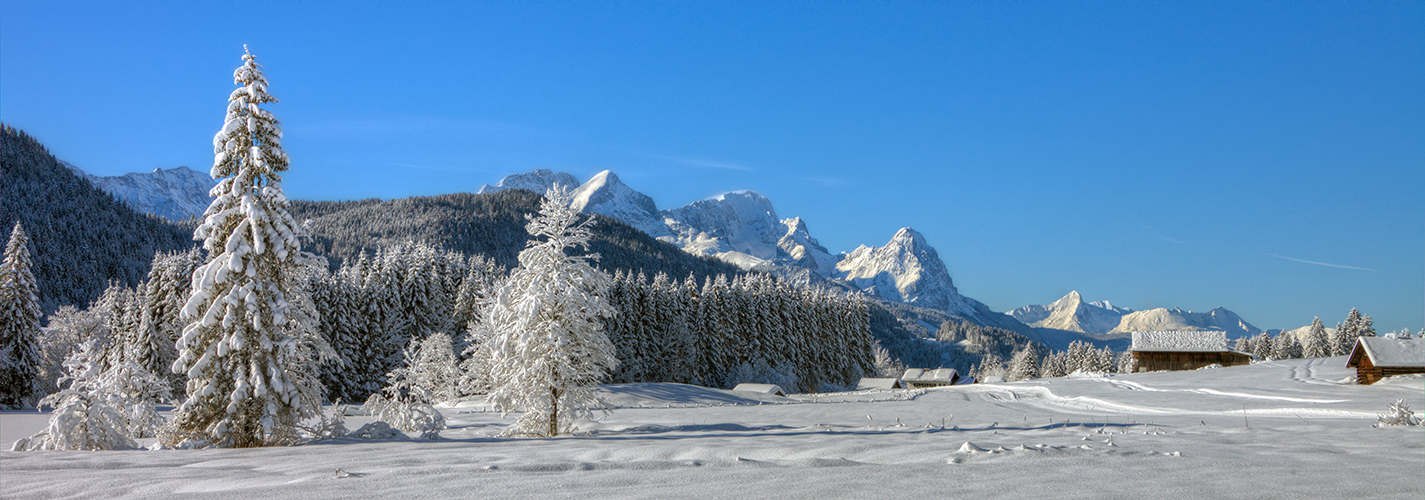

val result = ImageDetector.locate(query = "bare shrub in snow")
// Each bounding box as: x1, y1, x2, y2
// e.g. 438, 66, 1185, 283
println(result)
1374, 399, 1422, 427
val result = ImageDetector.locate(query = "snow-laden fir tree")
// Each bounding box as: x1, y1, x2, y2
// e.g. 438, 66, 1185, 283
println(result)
1007, 347, 1040, 382
479, 185, 618, 437
0, 222, 43, 408
165, 47, 329, 448
1302, 317, 1331, 358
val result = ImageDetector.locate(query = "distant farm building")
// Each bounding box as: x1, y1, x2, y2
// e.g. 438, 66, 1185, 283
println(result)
1130, 331, 1252, 373
901, 368, 960, 388
856, 378, 908, 390
732, 383, 787, 396
1345, 336, 1425, 385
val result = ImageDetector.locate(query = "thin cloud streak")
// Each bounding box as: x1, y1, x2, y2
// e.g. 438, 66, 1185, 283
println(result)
663, 156, 755, 171
1267, 253, 1380, 272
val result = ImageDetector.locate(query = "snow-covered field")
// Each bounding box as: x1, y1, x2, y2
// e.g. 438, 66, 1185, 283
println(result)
3, 356, 1421, 499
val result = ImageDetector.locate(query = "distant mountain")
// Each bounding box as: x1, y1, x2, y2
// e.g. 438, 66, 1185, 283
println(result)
570, 170, 672, 238
1113, 307, 1260, 338
476, 168, 579, 195
1010, 290, 1262, 350
65, 164, 215, 221
0, 125, 196, 315
1009, 290, 1129, 334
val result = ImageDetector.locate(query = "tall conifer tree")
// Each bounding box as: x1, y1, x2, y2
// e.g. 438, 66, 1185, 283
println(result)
0, 223, 43, 408
166, 47, 326, 447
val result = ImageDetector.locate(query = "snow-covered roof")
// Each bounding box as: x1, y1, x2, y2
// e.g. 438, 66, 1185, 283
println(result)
732, 383, 787, 396
1348, 337, 1425, 368
1131, 331, 1230, 352
902, 368, 959, 384
856, 378, 906, 390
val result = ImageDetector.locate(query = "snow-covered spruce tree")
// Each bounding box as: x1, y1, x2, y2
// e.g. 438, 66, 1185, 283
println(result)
1007, 347, 1040, 382
0, 222, 44, 409
480, 185, 618, 438
1302, 317, 1331, 358
165, 47, 329, 448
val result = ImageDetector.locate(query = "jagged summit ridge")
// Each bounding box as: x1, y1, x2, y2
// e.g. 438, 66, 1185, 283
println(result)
477, 169, 1034, 333
477, 169, 579, 195
65, 163, 216, 221
834, 227, 979, 317
570, 170, 672, 238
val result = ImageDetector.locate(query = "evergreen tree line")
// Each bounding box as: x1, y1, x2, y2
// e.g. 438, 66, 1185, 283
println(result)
973, 340, 1133, 383
596, 270, 876, 394
0, 125, 197, 318
863, 299, 1045, 378
1235, 309, 1398, 361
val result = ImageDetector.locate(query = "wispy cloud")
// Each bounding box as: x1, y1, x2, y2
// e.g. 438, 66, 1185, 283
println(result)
1267, 253, 1380, 272
660, 156, 755, 172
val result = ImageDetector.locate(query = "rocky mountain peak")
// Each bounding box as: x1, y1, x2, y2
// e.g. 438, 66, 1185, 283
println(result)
570, 170, 671, 237
476, 169, 579, 195
835, 227, 976, 316
69, 164, 216, 221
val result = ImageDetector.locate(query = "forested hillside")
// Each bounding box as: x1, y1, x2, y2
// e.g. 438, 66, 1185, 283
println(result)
0, 125, 197, 316
289, 190, 744, 283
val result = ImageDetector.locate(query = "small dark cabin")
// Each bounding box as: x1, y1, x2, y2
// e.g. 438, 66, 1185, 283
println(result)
1130, 331, 1252, 373
1345, 336, 1425, 385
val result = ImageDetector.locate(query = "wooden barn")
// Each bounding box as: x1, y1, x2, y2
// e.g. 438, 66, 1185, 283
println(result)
901, 368, 960, 388
1130, 331, 1252, 373
1345, 336, 1425, 385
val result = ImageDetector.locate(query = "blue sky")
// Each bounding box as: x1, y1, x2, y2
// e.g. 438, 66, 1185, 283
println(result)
3, 1, 1421, 332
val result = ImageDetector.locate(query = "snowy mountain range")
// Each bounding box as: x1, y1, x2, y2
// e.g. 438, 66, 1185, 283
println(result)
65, 163, 215, 221
86, 161, 1269, 350
1009, 290, 1262, 349
480, 169, 1043, 339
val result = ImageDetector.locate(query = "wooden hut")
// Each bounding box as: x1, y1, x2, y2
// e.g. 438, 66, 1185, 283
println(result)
1130, 331, 1252, 373
1345, 336, 1425, 385
901, 368, 960, 388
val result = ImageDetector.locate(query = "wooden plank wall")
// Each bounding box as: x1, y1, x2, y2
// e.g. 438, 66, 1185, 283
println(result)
1132, 351, 1252, 373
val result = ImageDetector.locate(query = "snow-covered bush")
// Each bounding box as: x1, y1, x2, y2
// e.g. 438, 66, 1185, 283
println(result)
363, 391, 446, 435
12, 339, 169, 451
390, 332, 462, 405
360, 333, 459, 435
1374, 399, 1422, 427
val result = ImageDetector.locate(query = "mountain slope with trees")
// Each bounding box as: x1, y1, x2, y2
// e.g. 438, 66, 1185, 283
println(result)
0, 125, 197, 317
